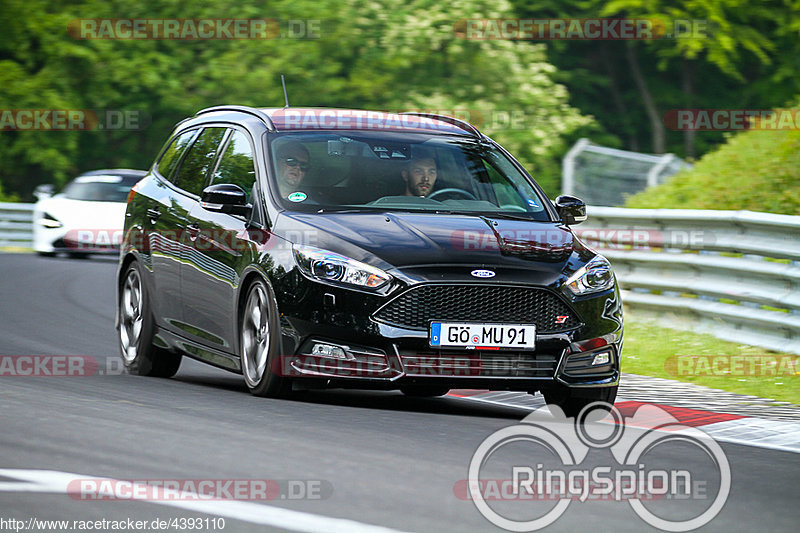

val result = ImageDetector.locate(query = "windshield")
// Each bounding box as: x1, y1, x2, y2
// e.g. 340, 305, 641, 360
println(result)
267, 131, 551, 221
61, 175, 136, 202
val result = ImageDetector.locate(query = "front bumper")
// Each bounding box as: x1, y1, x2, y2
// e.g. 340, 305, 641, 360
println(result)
272, 274, 623, 392
33, 224, 121, 254
275, 338, 620, 392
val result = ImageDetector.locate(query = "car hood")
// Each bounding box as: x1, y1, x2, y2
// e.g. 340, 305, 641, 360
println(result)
274, 211, 590, 285
35, 197, 127, 229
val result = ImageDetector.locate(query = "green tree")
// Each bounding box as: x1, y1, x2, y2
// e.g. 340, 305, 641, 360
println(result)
0, 0, 592, 199
511, 0, 800, 159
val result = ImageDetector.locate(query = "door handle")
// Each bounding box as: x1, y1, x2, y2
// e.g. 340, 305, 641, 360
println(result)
187, 222, 200, 241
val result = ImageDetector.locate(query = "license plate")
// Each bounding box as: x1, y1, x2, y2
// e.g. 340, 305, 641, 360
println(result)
429, 322, 536, 349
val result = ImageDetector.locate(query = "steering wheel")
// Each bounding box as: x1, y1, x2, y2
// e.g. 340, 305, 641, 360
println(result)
427, 188, 477, 201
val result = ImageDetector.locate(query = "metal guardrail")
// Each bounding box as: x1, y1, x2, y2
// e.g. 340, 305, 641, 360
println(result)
579, 207, 800, 355
0, 202, 34, 248
2, 201, 799, 353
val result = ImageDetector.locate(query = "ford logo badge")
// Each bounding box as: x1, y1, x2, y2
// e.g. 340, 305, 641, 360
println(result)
471, 269, 496, 278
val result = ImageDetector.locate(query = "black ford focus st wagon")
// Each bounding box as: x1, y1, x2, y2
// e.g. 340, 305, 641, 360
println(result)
116, 105, 623, 415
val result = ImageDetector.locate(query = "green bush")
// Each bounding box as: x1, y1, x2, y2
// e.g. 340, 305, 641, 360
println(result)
625, 128, 800, 215
0, 180, 19, 203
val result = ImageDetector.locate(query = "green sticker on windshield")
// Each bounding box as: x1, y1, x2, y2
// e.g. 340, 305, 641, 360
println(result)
287, 192, 307, 203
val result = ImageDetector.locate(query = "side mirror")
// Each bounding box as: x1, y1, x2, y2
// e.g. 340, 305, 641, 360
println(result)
201, 184, 252, 217
554, 195, 587, 225
34, 184, 55, 201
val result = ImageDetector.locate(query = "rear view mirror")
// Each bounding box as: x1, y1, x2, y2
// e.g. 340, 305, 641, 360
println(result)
34, 184, 55, 200
200, 184, 252, 217
554, 195, 587, 225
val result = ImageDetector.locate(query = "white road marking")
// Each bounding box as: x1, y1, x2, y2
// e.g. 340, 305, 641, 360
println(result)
0, 469, 414, 533
701, 418, 800, 454
449, 392, 800, 454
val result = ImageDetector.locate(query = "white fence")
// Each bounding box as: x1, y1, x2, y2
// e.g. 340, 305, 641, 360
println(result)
579, 207, 800, 354
0, 203, 34, 248
2, 201, 799, 353
563, 139, 692, 206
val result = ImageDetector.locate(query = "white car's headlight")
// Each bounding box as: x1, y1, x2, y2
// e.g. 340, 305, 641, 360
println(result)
293, 245, 391, 290
566, 255, 615, 295
38, 212, 63, 228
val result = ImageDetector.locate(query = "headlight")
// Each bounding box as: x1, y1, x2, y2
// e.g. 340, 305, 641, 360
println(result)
293, 245, 391, 290
566, 255, 614, 295
38, 212, 62, 228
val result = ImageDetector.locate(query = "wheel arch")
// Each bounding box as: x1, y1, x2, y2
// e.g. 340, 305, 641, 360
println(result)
115, 252, 139, 329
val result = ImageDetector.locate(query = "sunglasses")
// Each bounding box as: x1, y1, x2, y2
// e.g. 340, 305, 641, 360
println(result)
283, 157, 310, 171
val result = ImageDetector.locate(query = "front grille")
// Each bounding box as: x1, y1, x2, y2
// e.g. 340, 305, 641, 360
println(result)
373, 284, 582, 332
399, 350, 559, 378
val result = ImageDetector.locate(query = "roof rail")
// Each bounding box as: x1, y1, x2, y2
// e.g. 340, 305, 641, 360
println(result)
399, 112, 484, 139
195, 105, 276, 131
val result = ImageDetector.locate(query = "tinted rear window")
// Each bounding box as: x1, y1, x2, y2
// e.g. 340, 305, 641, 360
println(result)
172, 127, 227, 196
156, 130, 198, 181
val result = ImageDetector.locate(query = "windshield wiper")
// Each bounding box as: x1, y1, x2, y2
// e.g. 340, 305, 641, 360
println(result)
475, 212, 537, 222
315, 207, 366, 214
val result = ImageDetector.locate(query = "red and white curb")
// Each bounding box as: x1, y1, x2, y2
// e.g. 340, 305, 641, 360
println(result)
447, 390, 800, 454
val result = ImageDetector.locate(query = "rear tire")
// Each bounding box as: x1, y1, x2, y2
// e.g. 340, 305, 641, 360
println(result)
240, 278, 290, 397
400, 385, 450, 398
543, 385, 617, 419
118, 261, 182, 377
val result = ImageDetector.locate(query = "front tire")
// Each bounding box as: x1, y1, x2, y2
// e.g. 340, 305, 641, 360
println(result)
240, 278, 289, 397
542, 385, 617, 418
118, 261, 182, 377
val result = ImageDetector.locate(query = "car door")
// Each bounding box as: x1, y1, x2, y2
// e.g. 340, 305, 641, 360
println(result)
181, 128, 263, 352
142, 129, 199, 328
151, 126, 227, 334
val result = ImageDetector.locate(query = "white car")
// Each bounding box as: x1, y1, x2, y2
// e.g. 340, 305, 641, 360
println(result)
33, 169, 146, 257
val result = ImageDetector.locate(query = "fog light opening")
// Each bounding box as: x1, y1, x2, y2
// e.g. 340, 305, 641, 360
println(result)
591, 351, 612, 366
311, 343, 349, 359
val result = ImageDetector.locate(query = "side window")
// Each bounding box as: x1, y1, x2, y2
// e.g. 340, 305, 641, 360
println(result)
210, 130, 257, 202
172, 127, 227, 196
483, 160, 522, 208
156, 130, 198, 181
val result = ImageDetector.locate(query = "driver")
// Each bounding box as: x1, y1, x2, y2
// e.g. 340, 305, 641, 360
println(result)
402, 156, 437, 197
275, 141, 311, 195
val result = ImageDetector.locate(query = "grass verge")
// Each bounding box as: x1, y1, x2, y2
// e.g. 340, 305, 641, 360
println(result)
622, 311, 800, 405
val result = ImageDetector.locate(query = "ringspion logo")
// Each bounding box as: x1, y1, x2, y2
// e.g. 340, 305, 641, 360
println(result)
464, 403, 730, 531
